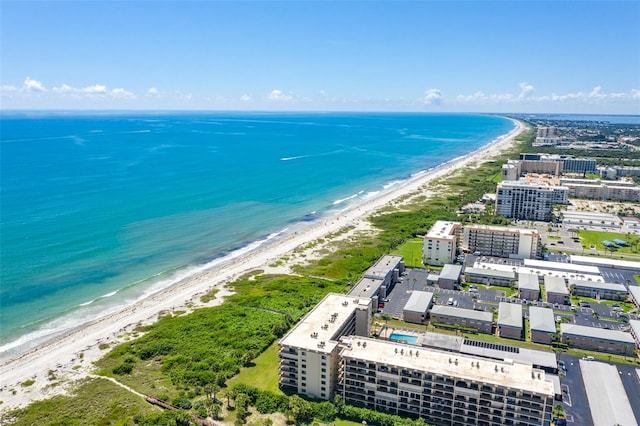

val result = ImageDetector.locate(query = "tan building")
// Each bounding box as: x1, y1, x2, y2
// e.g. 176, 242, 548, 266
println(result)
529, 307, 556, 345
518, 273, 540, 301
278, 293, 372, 400
464, 267, 516, 287
430, 305, 493, 334
560, 323, 635, 355
497, 302, 523, 340
403, 291, 434, 324
462, 224, 542, 260
422, 221, 462, 266
338, 336, 555, 426
568, 279, 628, 301
544, 276, 569, 305
438, 264, 462, 290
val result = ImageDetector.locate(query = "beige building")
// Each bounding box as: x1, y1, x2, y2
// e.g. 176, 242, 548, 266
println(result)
497, 302, 523, 340
430, 305, 493, 334
278, 293, 372, 400
560, 323, 635, 355
338, 336, 555, 426
518, 273, 540, 301
559, 178, 640, 202
495, 181, 559, 221
462, 224, 542, 259
529, 307, 556, 345
422, 221, 462, 266
544, 276, 569, 305
403, 291, 434, 324
438, 264, 463, 290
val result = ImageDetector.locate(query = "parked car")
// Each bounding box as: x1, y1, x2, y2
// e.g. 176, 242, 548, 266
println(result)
447, 297, 454, 305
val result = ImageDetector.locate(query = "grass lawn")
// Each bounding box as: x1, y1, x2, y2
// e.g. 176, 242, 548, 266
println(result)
226, 340, 283, 395
577, 230, 639, 254
392, 238, 425, 268
635, 275, 640, 285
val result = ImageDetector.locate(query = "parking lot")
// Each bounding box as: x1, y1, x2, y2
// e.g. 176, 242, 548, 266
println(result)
558, 354, 593, 426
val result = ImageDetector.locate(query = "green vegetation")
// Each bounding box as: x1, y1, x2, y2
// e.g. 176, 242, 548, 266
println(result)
226, 340, 283, 395
577, 230, 640, 255
392, 237, 426, 268
20, 380, 35, 388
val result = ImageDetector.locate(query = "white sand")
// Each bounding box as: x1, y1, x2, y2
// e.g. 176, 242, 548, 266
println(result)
0, 119, 526, 412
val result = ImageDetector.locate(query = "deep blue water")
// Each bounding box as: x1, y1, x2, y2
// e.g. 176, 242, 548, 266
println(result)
0, 112, 513, 356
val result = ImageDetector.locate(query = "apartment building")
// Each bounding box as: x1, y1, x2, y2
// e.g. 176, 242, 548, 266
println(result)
338, 336, 555, 426
430, 305, 494, 334
519, 153, 597, 174
518, 273, 540, 301
462, 225, 542, 259
403, 291, 434, 324
438, 264, 463, 290
528, 307, 556, 345
497, 302, 523, 340
560, 323, 635, 355
349, 255, 405, 302
629, 320, 640, 353
543, 276, 569, 305
278, 293, 372, 400
496, 181, 565, 221
567, 279, 628, 301
559, 178, 640, 202
464, 267, 516, 287
422, 221, 462, 266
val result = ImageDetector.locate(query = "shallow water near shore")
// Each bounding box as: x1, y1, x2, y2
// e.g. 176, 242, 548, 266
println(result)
0, 112, 513, 356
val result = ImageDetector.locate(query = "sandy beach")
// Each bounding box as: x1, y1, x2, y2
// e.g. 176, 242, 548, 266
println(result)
0, 119, 526, 413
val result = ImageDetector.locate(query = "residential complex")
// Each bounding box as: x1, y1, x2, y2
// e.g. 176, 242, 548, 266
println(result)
422, 221, 462, 266
543, 276, 570, 305
403, 291, 434, 324
462, 225, 542, 259
338, 336, 556, 426
560, 323, 635, 355
348, 254, 405, 303
495, 181, 564, 221
528, 307, 556, 345
567, 279, 628, 301
558, 177, 640, 202
430, 305, 494, 334
517, 273, 540, 301
497, 302, 523, 340
518, 153, 597, 174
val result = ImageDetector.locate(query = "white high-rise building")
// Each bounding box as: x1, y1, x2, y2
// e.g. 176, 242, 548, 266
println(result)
422, 221, 462, 266
496, 181, 567, 221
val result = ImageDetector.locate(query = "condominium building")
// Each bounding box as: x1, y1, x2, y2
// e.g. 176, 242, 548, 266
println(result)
560, 324, 635, 355
519, 153, 597, 174
430, 305, 494, 334
559, 178, 640, 202
349, 255, 405, 302
464, 267, 516, 287
543, 276, 570, 305
278, 293, 372, 400
438, 264, 463, 290
338, 336, 555, 426
528, 307, 556, 345
462, 225, 542, 259
497, 302, 523, 340
567, 279, 628, 301
422, 221, 462, 266
518, 273, 540, 301
496, 181, 566, 221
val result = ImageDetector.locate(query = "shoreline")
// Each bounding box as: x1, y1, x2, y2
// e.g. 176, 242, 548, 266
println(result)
0, 118, 526, 413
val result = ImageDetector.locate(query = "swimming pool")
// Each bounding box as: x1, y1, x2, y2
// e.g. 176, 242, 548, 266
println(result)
389, 332, 419, 343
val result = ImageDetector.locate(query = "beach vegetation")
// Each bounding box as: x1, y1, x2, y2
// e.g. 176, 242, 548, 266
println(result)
20, 380, 35, 388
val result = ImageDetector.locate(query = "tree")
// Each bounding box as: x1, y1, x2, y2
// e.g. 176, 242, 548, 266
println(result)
288, 394, 313, 425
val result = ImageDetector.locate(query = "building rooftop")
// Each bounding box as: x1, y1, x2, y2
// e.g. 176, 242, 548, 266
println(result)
518, 272, 540, 291
580, 360, 639, 426
560, 323, 635, 345
403, 291, 434, 314
365, 254, 403, 279
464, 267, 516, 280
629, 286, 640, 303
568, 279, 628, 293
544, 275, 569, 295
523, 259, 600, 275
279, 293, 370, 354
528, 307, 556, 334
348, 277, 384, 299
569, 255, 640, 272
476, 261, 604, 282
440, 264, 463, 281
421, 332, 464, 352
425, 220, 460, 239
630, 320, 640, 342
340, 336, 555, 397
497, 302, 523, 329
465, 224, 540, 237
430, 305, 493, 323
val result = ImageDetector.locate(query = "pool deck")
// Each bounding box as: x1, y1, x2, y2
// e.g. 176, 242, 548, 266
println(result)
381, 327, 423, 345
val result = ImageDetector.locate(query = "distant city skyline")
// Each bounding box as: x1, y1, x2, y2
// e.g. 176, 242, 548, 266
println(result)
1, 1, 639, 113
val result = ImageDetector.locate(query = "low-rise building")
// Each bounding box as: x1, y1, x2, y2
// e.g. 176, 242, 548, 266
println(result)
278, 293, 372, 400
497, 302, 523, 340
349, 255, 405, 302
464, 267, 516, 287
430, 305, 493, 334
422, 221, 462, 266
518, 272, 540, 301
560, 323, 635, 355
529, 307, 557, 344
568, 279, 628, 301
338, 336, 556, 426
629, 286, 640, 309
403, 291, 434, 324
568, 255, 640, 273
629, 320, 640, 354
544, 276, 569, 305
438, 264, 463, 290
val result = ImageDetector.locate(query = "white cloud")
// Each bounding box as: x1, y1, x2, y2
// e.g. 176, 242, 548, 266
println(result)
422, 88, 443, 105
518, 82, 535, 99
52, 84, 73, 93
24, 77, 46, 92
268, 89, 293, 101
111, 88, 135, 99
146, 87, 160, 96
82, 84, 107, 94
240, 94, 253, 102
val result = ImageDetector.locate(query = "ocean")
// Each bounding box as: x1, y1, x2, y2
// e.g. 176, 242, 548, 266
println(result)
0, 112, 513, 358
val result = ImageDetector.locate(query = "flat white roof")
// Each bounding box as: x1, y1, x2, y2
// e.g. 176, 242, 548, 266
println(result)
475, 261, 604, 282
569, 255, 640, 272
543, 275, 569, 295
518, 272, 540, 290
403, 291, 434, 314
465, 267, 516, 279
560, 323, 635, 344
280, 293, 370, 353
440, 264, 462, 281
580, 360, 638, 426
529, 307, 556, 334
630, 320, 640, 342
341, 336, 555, 397
348, 277, 383, 298
365, 254, 403, 279
431, 305, 493, 323
568, 279, 628, 293
466, 224, 539, 237
561, 211, 622, 223
630, 286, 640, 303
498, 302, 523, 328
524, 259, 599, 274
426, 220, 460, 239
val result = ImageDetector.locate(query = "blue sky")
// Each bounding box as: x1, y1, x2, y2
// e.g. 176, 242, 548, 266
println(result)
1, 1, 639, 113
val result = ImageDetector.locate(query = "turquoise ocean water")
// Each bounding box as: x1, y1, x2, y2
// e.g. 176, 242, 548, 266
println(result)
0, 112, 513, 357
